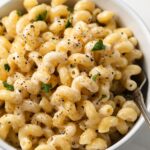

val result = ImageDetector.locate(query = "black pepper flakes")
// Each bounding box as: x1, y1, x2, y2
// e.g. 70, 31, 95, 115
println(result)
30, 25, 35, 28
37, 94, 41, 97
38, 56, 42, 59
90, 58, 94, 61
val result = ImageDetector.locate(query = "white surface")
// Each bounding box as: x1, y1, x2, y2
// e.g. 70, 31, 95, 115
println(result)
127, 0, 150, 26
121, 124, 150, 150
121, 0, 150, 150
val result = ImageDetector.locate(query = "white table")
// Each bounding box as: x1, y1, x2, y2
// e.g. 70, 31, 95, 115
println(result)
121, 0, 150, 150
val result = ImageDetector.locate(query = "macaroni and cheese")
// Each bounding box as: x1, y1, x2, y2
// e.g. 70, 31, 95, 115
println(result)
0, 0, 142, 149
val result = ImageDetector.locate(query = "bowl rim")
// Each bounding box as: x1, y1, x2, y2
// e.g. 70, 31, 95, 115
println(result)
106, 0, 149, 149
0, 0, 149, 150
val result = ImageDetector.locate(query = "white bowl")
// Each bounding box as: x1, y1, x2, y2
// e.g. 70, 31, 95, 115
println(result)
0, 0, 149, 150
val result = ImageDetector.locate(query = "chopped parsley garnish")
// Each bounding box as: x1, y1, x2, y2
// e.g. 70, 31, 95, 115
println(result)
41, 83, 52, 93
68, 7, 74, 12
65, 19, 72, 28
35, 11, 47, 21
4, 64, 10, 72
3, 81, 14, 91
17, 10, 23, 16
101, 95, 107, 99
92, 40, 106, 51
92, 74, 99, 81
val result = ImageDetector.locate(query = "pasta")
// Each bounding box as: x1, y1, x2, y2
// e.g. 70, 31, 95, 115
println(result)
0, 0, 143, 149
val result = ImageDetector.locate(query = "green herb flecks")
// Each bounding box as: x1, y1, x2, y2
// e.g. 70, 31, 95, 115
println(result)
92, 40, 106, 51
3, 81, 14, 91
68, 7, 74, 13
35, 11, 47, 21
92, 74, 99, 81
41, 83, 52, 93
17, 10, 23, 16
101, 95, 107, 99
4, 64, 10, 72
65, 19, 72, 28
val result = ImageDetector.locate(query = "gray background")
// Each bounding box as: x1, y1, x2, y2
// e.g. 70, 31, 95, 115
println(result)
121, 0, 150, 149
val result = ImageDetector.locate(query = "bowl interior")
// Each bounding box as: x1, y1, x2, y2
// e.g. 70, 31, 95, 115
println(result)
0, 0, 149, 150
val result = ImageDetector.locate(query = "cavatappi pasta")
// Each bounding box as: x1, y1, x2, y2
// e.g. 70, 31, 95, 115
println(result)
0, 0, 142, 149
